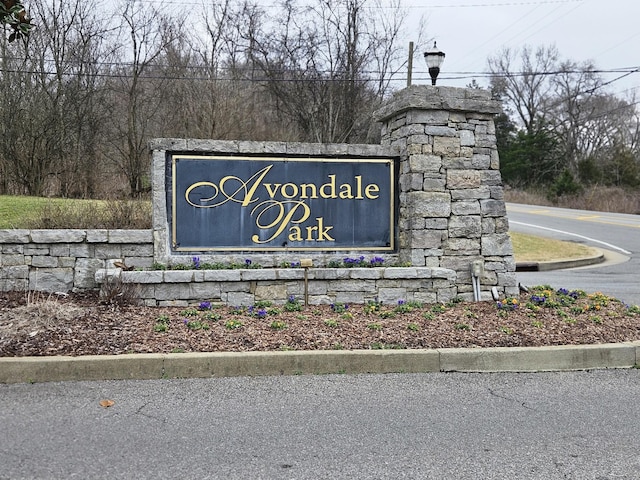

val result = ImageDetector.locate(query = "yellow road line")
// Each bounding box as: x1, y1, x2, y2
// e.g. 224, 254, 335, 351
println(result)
506, 206, 640, 229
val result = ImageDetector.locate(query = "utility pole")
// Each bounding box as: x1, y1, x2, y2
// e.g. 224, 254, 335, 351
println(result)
407, 41, 414, 87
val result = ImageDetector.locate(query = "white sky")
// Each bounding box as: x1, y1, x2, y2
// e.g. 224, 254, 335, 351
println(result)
141, 0, 639, 99
410, 0, 640, 98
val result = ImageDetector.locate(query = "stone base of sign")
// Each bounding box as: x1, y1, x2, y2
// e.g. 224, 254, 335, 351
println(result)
95, 266, 459, 307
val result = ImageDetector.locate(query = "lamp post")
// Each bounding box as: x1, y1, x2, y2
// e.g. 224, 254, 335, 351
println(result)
424, 41, 445, 86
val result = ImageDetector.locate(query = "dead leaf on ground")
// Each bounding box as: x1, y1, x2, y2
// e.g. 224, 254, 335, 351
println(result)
99, 399, 115, 408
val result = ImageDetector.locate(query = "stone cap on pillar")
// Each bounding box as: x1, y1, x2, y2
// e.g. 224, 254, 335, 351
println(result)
374, 85, 502, 123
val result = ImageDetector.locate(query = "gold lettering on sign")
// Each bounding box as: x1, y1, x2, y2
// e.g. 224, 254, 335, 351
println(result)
183, 163, 382, 245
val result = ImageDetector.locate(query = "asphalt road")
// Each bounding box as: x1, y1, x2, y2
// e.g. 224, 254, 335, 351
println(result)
2, 202, 639, 480
507, 203, 640, 306
2, 370, 640, 479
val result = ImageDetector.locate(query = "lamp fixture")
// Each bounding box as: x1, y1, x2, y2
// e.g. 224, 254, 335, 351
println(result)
423, 41, 445, 86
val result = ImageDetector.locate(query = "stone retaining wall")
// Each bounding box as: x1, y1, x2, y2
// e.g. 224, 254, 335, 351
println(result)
1, 85, 518, 305
98, 266, 457, 307
0, 229, 153, 292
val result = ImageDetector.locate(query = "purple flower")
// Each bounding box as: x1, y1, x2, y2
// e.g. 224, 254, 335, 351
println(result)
248, 306, 254, 313
557, 288, 569, 296
398, 299, 406, 305
192, 256, 201, 269
198, 301, 212, 310
288, 295, 296, 303
370, 256, 384, 265
245, 259, 252, 265
257, 308, 267, 318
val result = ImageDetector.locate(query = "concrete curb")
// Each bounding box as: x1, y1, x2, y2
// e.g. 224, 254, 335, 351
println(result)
516, 248, 605, 272
2, 342, 639, 384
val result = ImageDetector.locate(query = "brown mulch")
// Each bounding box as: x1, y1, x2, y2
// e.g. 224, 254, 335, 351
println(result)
1, 289, 640, 357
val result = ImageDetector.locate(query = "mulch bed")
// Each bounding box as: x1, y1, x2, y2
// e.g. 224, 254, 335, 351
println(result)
1, 289, 640, 357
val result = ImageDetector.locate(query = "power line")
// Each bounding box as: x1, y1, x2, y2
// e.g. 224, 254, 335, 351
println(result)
1, 66, 639, 80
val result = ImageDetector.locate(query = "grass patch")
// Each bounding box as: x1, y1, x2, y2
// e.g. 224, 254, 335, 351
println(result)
509, 232, 598, 263
0, 195, 151, 229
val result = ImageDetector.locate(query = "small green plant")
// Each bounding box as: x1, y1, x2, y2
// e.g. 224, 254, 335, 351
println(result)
285, 295, 303, 312
324, 319, 339, 328
268, 307, 282, 316
422, 311, 435, 321
371, 342, 405, 350
367, 322, 382, 331
431, 304, 447, 314
532, 320, 544, 328
170, 348, 186, 353
254, 300, 273, 308
379, 310, 396, 319
496, 297, 519, 311
184, 319, 210, 330
154, 314, 170, 332
341, 312, 354, 320
500, 326, 514, 335
463, 308, 478, 319
270, 320, 287, 330
393, 300, 422, 313
394, 299, 416, 314
331, 343, 344, 350
455, 323, 471, 331
296, 314, 308, 321
407, 322, 420, 331
229, 306, 245, 315
203, 311, 222, 322
225, 319, 244, 329
154, 322, 169, 333
364, 299, 382, 314
180, 308, 199, 317
331, 302, 348, 313
628, 305, 640, 315
446, 297, 463, 307
590, 315, 603, 324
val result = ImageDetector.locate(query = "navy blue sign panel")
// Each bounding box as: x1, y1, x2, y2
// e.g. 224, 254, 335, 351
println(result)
169, 154, 395, 251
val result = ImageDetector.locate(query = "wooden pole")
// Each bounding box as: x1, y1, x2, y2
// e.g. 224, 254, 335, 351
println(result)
407, 42, 414, 87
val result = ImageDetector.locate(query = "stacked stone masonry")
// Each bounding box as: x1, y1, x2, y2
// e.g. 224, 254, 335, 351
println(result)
0, 229, 153, 292
97, 266, 457, 307
375, 85, 518, 299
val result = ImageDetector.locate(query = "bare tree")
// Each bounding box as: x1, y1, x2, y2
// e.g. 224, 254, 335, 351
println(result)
488, 44, 559, 134
246, 0, 408, 143
0, 0, 111, 196
107, 0, 176, 197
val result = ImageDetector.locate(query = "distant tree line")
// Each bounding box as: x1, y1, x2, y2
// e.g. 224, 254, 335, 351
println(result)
488, 45, 640, 199
0, 0, 411, 198
2, 1, 638, 201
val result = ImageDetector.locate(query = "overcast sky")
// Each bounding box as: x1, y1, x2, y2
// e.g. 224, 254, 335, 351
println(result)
410, 0, 639, 98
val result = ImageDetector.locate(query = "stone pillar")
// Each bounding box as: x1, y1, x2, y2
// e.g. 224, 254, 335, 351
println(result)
375, 85, 518, 300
